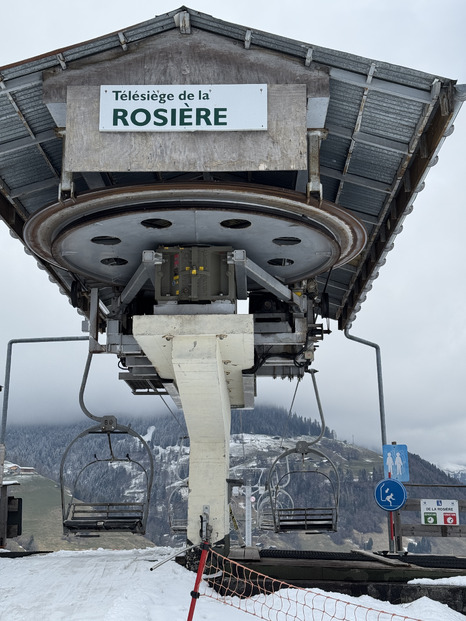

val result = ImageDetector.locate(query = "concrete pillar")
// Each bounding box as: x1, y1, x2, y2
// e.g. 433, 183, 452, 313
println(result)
172, 334, 231, 544
133, 315, 254, 546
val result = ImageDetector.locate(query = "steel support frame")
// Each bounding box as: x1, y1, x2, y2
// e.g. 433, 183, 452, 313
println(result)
0, 484, 8, 548
0, 335, 89, 547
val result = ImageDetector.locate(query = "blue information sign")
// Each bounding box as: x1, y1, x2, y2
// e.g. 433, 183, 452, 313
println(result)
374, 478, 407, 511
383, 444, 409, 482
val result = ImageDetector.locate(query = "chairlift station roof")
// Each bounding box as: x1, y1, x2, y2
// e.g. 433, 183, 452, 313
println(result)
0, 6, 463, 330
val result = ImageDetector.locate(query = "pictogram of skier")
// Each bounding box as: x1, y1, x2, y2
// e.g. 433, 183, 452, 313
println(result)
383, 487, 395, 506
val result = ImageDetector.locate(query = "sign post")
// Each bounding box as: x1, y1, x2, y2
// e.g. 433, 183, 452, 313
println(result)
374, 478, 407, 551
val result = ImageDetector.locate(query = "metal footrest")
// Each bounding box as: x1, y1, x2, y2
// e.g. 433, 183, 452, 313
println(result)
170, 518, 188, 533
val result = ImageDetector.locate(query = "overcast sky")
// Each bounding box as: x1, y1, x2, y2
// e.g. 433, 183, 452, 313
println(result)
1, 0, 465, 469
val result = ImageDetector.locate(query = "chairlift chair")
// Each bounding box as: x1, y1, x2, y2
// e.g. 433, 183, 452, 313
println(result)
168, 481, 189, 534
60, 416, 154, 535
262, 440, 340, 534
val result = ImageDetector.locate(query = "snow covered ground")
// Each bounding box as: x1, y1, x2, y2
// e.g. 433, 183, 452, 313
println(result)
0, 546, 464, 620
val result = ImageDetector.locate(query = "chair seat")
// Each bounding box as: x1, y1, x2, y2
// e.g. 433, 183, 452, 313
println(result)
64, 502, 145, 533
276, 507, 337, 533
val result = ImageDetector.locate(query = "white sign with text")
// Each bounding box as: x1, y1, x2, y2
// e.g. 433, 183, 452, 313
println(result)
99, 84, 268, 132
421, 499, 459, 526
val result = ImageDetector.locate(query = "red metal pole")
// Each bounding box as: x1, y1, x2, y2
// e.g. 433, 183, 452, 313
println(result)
388, 471, 395, 547
186, 542, 210, 621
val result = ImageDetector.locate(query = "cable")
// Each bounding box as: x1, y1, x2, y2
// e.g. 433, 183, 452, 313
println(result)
306, 368, 326, 445
288, 377, 301, 418
160, 394, 185, 431
279, 376, 302, 448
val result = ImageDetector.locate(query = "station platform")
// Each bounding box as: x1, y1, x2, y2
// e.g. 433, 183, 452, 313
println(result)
226, 548, 466, 614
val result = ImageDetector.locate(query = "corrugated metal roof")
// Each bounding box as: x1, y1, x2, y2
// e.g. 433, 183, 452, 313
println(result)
0, 6, 463, 329
327, 81, 364, 128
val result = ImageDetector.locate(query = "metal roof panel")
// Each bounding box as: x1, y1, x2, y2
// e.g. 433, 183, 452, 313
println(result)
321, 135, 351, 172
347, 143, 403, 185
0, 148, 55, 190
326, 80, 365, 129
339, 184, 387, 218
361, 91, 424, 142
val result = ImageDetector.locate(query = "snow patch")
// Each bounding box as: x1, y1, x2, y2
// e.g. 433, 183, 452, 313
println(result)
0, 547, 464, 620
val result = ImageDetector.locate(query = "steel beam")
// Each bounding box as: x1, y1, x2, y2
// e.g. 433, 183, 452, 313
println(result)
330, 67, 433, 104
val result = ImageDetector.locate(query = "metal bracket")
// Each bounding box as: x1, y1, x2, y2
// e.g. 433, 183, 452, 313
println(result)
119, 250, 162, 306
174, 10, 191, 34
201, 505, 212, 541
88, 288, 106, 353
100, 415, 117, 431
306, 129, 328, 201
58, 172, 74, 201
228, 250, 306, 313
59, 134, 74, 201
305, 48, 313, 67
56, 53, 67, 70
118, 32, 128, 51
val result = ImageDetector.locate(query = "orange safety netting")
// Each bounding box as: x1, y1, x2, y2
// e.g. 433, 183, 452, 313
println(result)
197, 548, 423, 621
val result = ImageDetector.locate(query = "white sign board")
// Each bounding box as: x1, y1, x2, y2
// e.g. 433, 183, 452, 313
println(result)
99, 84, 267, 132
421, 499, 459, 526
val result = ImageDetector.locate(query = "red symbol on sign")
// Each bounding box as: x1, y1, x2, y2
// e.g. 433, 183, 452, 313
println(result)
444, 513, 457, 525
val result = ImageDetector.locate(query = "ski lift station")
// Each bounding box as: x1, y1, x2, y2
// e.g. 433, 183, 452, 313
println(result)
0, 7, 464, 555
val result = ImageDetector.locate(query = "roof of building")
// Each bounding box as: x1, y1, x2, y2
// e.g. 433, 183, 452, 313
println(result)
0, 6, 464, 328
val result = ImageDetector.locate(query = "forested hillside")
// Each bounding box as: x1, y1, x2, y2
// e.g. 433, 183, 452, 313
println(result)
4, 405, 463, 551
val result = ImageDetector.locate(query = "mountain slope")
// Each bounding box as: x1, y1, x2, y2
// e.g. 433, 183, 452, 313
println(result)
4, 406, 466, 554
